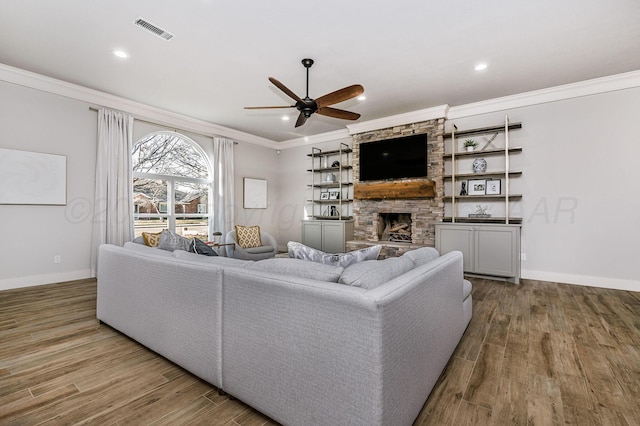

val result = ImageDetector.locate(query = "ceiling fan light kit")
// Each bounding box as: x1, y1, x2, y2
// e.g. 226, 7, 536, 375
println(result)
245, 58, 364, 127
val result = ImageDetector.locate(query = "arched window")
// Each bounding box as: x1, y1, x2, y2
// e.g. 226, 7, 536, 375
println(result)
132, 131, 213, 241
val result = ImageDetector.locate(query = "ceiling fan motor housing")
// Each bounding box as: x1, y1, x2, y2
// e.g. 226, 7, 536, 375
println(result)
297, 98, 318, 117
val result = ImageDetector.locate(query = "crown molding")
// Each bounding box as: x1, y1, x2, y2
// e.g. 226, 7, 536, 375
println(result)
346, 104, 449, 135
276, 129, 352, 150
448, 70, 640, 119
0, 63, 278, 149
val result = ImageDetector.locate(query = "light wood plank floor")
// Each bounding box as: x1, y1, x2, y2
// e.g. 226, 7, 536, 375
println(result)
1, 278, 639, 425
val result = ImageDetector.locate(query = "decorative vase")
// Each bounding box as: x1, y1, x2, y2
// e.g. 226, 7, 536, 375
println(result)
323, 156, 328, 168
466, 146, 475, 152
472, 158, 487, 173
326, 173, 336, 183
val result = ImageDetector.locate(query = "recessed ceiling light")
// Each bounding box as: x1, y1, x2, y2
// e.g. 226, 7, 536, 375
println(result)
281, 116, 290, 121
113, 50, 129, 59
357, 95, 366, 101
474, 63, 488, 71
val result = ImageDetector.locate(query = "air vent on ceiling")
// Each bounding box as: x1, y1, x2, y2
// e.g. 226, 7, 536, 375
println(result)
133, 17, 174, 41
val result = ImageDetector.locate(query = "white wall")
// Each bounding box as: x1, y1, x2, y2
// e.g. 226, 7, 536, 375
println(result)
232, 141, 281, 245
0, 80, 97, 290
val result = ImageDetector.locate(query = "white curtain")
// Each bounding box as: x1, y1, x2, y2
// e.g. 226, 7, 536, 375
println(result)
90, 108, 134, 275
213, 137, 235, 241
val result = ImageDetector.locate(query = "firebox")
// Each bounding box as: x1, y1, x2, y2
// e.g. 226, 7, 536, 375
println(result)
377, 213, 413, 243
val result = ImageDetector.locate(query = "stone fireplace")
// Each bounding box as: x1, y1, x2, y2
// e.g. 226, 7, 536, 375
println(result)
346, 118, 445, 258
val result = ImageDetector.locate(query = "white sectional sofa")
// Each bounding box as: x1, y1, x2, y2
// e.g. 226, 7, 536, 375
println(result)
97, 242, 472, 426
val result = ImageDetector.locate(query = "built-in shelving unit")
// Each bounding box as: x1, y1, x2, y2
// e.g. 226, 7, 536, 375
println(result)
306, 143, 353, 220
443, 116, 523, 224
438, 116, 523, 283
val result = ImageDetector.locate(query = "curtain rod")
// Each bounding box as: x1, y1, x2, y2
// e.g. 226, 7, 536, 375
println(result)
88, 107, 238, 143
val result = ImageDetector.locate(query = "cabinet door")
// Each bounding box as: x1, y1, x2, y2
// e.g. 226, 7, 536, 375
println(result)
474, 226, 518, 277
436, 225, 474, 272
322, 222, 346, 253
301, 222, 323, 251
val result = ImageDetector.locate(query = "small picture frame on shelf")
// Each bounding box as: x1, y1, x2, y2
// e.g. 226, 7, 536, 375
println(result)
467, 179, 486, 195
319, 192, 330, 200
329, 191, 340, 200
486, 179, 501, 195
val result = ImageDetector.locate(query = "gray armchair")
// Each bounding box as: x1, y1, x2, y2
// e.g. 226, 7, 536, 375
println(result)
225, 230, 278, 260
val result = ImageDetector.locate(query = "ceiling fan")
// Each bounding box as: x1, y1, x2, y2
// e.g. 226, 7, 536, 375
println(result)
244, 58, 364, 128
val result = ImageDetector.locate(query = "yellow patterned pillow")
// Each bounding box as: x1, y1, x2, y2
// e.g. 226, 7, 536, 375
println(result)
142, 231, 162, 247
235, 225, 262, 249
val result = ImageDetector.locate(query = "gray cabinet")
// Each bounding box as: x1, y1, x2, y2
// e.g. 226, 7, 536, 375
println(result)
301, 220, 354, 253
436, 223, 521, 283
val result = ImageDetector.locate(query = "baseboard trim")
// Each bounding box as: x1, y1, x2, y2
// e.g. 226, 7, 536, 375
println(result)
521, 269, 640, 292
0, 269, 93, 291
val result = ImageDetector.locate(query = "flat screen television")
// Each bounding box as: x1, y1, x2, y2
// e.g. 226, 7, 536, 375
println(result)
359, 134, 428, 181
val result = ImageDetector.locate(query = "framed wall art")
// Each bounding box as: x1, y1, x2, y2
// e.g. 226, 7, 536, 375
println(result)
486, 179, 501, 195
0, 148, 67, 205
467, 179, 486, 196
243, 177, 267, 209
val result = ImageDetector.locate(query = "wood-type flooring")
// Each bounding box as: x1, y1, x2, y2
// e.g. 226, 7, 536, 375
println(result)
1, 277, 639, 425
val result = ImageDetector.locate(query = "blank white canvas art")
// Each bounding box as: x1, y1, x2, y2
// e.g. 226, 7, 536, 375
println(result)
0, 148, 67, 205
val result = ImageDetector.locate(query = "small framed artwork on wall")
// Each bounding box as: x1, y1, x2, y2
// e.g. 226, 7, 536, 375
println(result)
486, 179, 501, 195
467, 179, 486, 196
320, 192, 330, 200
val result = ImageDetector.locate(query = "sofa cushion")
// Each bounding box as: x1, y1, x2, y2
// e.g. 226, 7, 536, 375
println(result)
142, 231, 162, 247
189, 238, 218, 256
123, 241, 174, 257
287, 241, 381, 268
246, 258, 344, 283
245, 245, 275, 254
158, 229, 192, 252
235, 225, 262, 249
173, 249, 252, 267
402, 246, 440, 267
338, 256, 415, 290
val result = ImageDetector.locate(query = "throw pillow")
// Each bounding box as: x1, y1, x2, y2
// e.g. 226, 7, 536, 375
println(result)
235, 225, 262, 249
142, 231, 162, 247
287, 241, 381, 268
157, 229, 191, 252
189, 238, 218, 256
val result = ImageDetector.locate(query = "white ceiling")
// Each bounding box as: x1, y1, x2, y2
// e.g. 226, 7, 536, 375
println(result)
1, 1, 639, 143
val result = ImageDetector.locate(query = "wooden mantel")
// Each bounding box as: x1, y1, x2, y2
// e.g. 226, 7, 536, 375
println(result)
354, 181, 436, 200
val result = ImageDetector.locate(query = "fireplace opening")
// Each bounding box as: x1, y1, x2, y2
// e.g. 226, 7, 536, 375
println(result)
377, 213, 412, 243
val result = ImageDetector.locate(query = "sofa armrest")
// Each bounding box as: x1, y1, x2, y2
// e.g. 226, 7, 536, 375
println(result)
97, 244, 224, 387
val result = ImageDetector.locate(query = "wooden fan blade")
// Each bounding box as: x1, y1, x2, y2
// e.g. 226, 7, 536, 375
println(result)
315, 84, 364, 108
269, 77, 302, 103
317, 106, 361, 121
295, 112, 308, 127
244, 106, 295, 109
